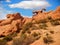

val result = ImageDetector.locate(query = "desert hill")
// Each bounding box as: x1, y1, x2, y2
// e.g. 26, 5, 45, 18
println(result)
0, 6, 60, 45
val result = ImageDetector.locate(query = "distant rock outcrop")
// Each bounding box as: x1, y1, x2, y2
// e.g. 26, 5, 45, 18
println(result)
32, 6, 60, 22
0, 6, 60, 36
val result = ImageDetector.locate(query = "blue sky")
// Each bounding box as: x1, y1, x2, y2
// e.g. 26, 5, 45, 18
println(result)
0, 0, 60, 19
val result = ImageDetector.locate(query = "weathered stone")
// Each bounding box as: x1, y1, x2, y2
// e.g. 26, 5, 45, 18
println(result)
0, 6, 60, 37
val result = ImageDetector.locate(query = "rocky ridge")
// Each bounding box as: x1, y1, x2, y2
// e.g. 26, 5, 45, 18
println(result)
0, 6, 60, 36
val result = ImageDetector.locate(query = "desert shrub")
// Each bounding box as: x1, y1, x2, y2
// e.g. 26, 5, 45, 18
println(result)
50, 20, 60, 26
32, 32, 41, 40
27, 30, 31, 34
0, 39, 7, 45
46, 33, 49, 36
13, 37, 35, 45
23, 36, 36, 45
13, 33, 35, 45
11, 32, 17, 37
43, 33, 54, 45
39, 23, 48, 29
3, 35, 12, 41
13, 38, 23, 45
47, 16, 60, 26
22, 22, 32, 31
31, 25, 39, 30
47, 16, 52, 20
50, 31, 54, 34
32, 32, 39, 37
13, 33, 27, 45
22, 30, 26, 34
43, 36, 54, 45
21, 33, 27, 39
36, 19, 47, 24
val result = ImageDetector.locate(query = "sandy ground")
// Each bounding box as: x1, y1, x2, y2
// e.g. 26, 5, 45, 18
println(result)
30, 25, 60, 45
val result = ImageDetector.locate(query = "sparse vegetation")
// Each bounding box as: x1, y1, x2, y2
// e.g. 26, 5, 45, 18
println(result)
50, 31, 54, 34
27, 30, 31, 34
22, 22, 32, 31
0, 32, 17, 43
39, 23, 48, 30
32, 32, 38, 37
43, 36, 54, 45
13, 38, 23, 45
36, 19, 47, 24
31, 25, 39, 30
3, 35, 12, 41
0, 39, 7, 45
0, 7, 60, 45
47, 16, 52, 21
13, 33, 35, 45
50, 20, 60, 26
47, 16, 60, 26
13, 33, 27, 45
22, 30, 26, 34
43, 33, 54, 45
32, 32, 41, 40
11, 32, 17, 37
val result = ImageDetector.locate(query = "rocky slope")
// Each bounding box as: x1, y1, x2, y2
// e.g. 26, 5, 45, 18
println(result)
0, 6, 60, 45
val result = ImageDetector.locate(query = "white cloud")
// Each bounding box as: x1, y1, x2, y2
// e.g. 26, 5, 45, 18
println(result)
9, 1, 50, 9
0, 7, 15, 19
6, 0, 11, 2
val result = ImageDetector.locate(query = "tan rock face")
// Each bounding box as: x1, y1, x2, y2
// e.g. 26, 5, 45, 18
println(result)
7, 13, 23, 20
0, 6, 60, 36
48, 6, 60, 19
22, 17, 32, 24
0, 13, 24, 36
32, 6, 60, 21
0, 24, 12, 36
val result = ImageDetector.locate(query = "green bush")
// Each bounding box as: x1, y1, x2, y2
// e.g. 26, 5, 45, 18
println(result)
47, 16, 52, 20
43, 33, 54, 45
3, 35, 12, 41
32, 32, 41, 40
0, 39, 7, 45
50, 20, 60, 26
13, 38, 23, 45
13, 33, 27, 45
47, 16, 60, 26
21, 34, 27, 39
32, 32, 38, 37
27, 30, 31, 34
11, 32, 17, 37
22, 22, 32, 31
22, 30, 26, 34
50, 31, 54, 34
24, 36, 36, 45
13, 34, 35, 45
39, 23, 48, 29
43, 36, 54, 45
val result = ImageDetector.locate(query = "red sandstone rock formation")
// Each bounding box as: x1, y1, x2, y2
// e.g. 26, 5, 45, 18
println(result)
0, 13, 24, 36
47, 6, 60, 19
0, 6, 60, 36
22, 17, 32, 24
32, 6, 60, 22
